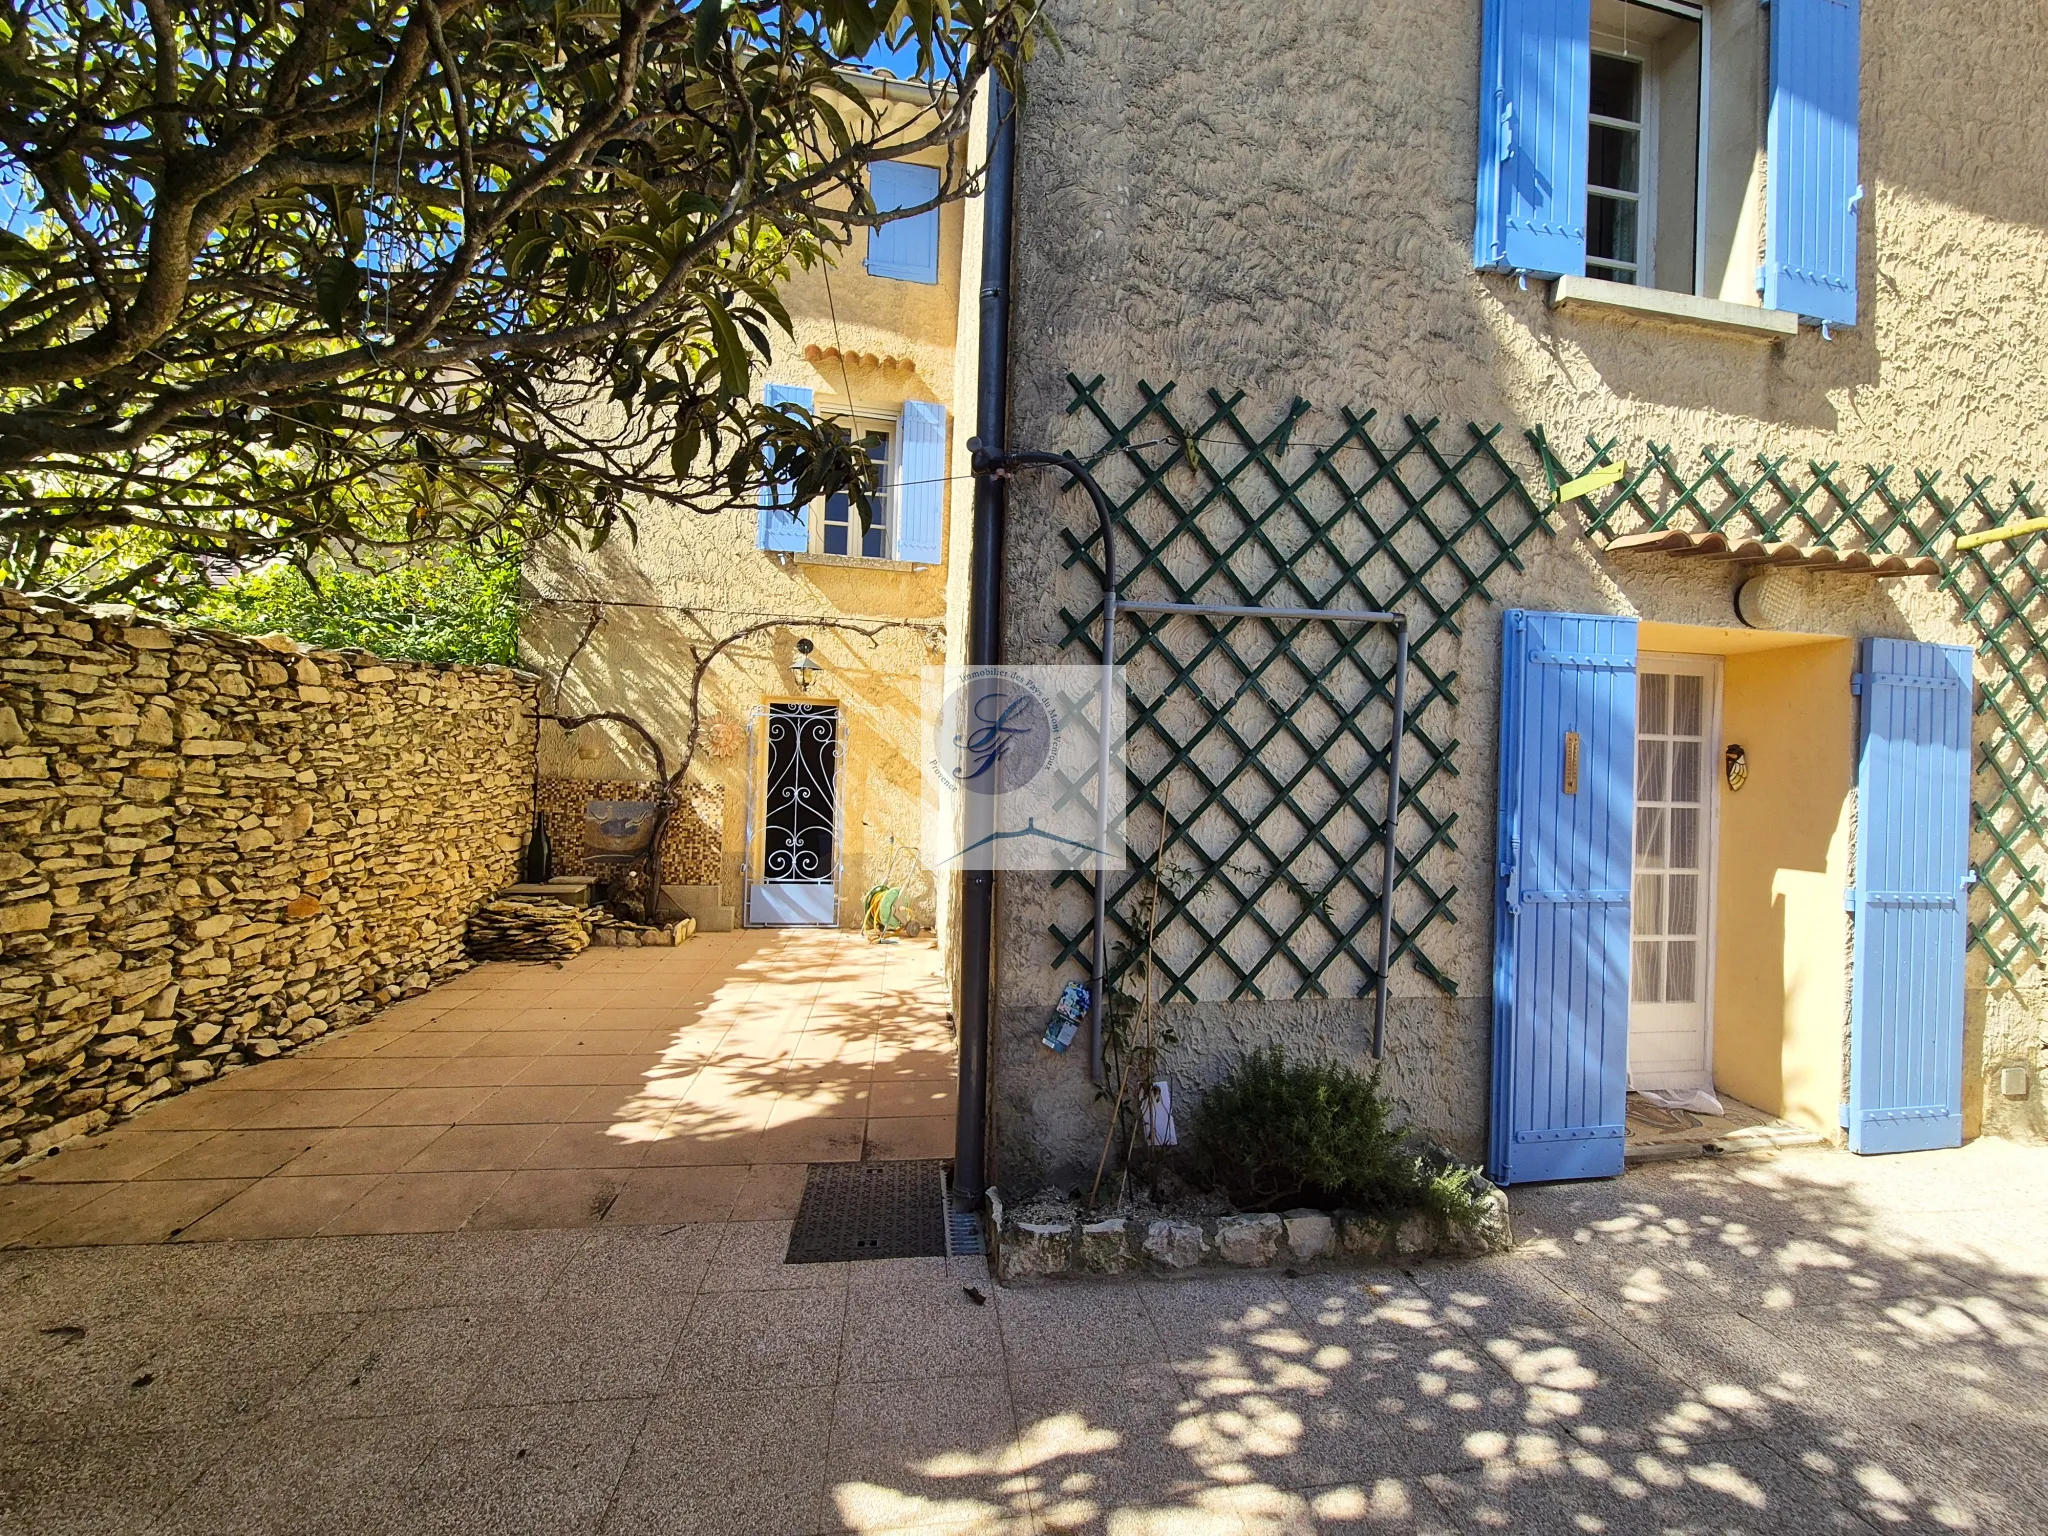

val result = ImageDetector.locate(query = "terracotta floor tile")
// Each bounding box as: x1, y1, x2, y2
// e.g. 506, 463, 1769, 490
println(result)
764, 1082, 871, 1124
372, 1030, 488, 1058
870, 1052, 960, 1082
459, 1031, 554, 1059
548, 1030, 649, 1057
522, 1122, 656, 1170
572, 1085, 667, 1124
274, 1123, 448, 1177
862, 1116, 955, 1162
605, 1165, 746, 1226
508, 1054, 647, 1088
315, 1056, 435, 1091
210, 1056, 340, 1092
130, 1087, 293, 1131
0, 1181, 106, 1244
869, 1078, 957, 1117
22, 1177, 250, 1246
139, 1128, 321, 1181
466, 1168, 631, 1230
230, 1088, 398, 1130
502, 1006, 598, 1029
402, 1121, 554, 1173
352, 1085, 498, 1125
321, 1170, 513, 1235
731, 1162, 810, 1222
404, 1056, 544, 1089
637, 1125, 766, 1168
454, 1084, 598, 1125
17, 1130, 215, 1183
175, 1172, 388, 1241
753, 1119, 865, 1164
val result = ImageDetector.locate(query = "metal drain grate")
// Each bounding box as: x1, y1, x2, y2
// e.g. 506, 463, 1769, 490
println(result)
785, 1160, 948, 1264
946, 1207, 985, 1257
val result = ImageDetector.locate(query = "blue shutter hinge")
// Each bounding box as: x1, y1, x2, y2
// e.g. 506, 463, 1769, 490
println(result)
1964, 868, 1980, 890
1848, 184, 1866, 215
1844, 886, 1856, 912
1850, 672, 1864, 695
1838, 1103, 1850, 1129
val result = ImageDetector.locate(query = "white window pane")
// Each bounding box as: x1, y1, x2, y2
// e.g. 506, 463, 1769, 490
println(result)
1670, 738, 1702, 805
1667, 873, 1698, 937
1670, 807, 1700, 870
1672, 673, 1704, 736
1639, 672, 1669, 736
1666, 938, 1696, 1003
1633, 940, 1664, 1003
1637, 737, 1668, 803
1634, 872, 1664, 937
1636, 806, 1667, 869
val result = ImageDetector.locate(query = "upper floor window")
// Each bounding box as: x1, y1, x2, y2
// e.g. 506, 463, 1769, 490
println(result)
821, 428, 892, 558
865, 162, 942, 285
757, 389, 948, 565
1474, 0, 1864, 329
1586, 0, 1701, 293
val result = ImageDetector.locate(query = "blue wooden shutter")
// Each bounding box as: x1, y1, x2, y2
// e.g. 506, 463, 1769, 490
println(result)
1765, 0, 1863, 326
866, 162, 942, 284
1489, 610, 1637, 1185
757, 383, 813, 552
894, 399, 945, 564
1474, 0, 1590, 277
1847, 639, 1973, 1154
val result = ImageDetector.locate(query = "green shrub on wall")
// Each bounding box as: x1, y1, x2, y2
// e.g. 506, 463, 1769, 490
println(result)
193, 552, 522, 666
1189, 1046, 1479, 1220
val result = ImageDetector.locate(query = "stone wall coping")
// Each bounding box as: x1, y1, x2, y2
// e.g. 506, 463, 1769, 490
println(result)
989, 1180, 1513, 1284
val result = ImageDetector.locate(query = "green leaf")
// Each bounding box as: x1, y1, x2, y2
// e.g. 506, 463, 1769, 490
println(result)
693, 0, 724, 62
313, 257, 363, 334
701, 294, 751, 399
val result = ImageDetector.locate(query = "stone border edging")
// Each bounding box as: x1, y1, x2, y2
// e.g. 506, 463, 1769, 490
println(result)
989, 1181, 1511, 1283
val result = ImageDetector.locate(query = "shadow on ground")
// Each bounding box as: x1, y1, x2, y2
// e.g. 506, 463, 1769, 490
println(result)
2, 1142, 2043, 1534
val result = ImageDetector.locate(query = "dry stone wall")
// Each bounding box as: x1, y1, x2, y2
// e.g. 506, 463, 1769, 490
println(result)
0, 589, 538, 1164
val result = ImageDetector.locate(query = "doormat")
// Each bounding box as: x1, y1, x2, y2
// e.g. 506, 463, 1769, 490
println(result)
785, 1159, 948, 1263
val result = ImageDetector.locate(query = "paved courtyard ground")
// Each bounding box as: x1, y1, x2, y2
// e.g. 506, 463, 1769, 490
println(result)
2, 943, 2045, 1533
0, 930, 956, 1245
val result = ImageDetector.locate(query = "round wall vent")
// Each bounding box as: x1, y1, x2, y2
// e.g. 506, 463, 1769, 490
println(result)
1735, 570, 1801, 630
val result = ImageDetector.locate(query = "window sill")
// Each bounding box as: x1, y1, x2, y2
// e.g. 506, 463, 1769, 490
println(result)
1548, 275, 1799, 340
793, 551, 933, 573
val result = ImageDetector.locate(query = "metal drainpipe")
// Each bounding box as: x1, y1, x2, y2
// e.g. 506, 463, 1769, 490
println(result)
953, 71, 1018, 1212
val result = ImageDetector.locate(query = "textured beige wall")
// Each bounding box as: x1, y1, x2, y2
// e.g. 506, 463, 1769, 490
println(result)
524, 91, 973, 933
985, 0, 2048, 1186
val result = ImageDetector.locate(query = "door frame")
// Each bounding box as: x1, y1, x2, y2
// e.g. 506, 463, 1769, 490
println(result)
743, 696, 847, 927
1629, 651, 1724, 1093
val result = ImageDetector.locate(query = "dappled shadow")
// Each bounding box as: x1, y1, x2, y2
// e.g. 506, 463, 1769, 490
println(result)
830, 1144, 2048, 1533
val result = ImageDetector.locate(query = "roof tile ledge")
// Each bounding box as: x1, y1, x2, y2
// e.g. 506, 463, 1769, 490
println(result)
1603, 527, 1938, 578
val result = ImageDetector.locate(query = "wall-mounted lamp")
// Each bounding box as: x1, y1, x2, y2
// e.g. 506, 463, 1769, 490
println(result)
789, 637, 822, 695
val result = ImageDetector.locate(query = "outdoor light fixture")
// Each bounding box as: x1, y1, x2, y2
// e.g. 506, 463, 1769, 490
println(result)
790, 637, 822, 694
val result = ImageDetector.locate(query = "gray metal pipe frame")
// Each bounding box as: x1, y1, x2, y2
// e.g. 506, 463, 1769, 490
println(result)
965, 456, 1414, 1075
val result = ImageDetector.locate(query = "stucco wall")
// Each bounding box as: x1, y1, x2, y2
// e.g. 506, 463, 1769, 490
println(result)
524, 87, 973, 932
986, 0, 2048, 1188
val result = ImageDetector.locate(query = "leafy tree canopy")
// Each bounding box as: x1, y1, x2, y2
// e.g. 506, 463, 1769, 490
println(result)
191, 548, 521, 663
0, 0, 1041, 606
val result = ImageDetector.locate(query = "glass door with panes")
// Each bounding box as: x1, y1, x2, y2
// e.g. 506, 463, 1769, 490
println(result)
1629, 656, 1720, 1091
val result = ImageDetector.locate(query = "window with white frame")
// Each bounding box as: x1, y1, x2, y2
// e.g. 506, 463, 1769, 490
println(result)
1586, 0, 1702, 293
1475, 0, 1864, 329
756, 388, 948, 565
817, 424, 892, 558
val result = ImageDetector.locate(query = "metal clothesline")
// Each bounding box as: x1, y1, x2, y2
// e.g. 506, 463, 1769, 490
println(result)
971, 443, 1415, 1081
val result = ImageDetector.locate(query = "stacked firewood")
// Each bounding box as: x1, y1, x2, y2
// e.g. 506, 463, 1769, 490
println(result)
464, 898, 591, 961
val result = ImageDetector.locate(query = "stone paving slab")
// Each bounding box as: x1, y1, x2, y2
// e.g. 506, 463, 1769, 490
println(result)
0, 930, 956, 1245
3, 1141, 2046, 1533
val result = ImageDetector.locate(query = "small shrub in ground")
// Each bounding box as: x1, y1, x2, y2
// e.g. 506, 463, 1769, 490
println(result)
1188, 1046, 1482, 1221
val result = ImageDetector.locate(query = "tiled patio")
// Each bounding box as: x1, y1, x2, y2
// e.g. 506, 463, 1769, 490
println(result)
0, 929, 957, 1247
4, 1141, 2046, 1534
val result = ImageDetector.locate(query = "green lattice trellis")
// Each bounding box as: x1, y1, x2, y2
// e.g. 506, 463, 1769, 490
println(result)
1049, 378, 1553, 1003
1535, 431, 2048, 986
